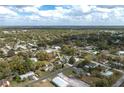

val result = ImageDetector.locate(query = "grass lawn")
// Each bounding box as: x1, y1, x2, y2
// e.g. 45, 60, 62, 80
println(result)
63, 68, 76, 77
10, 79, 31, 87
80, 70, 123, 87
31, 80, 55, 87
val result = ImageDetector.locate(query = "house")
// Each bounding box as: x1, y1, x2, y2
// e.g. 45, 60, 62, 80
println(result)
3, 31, 10, 34
60, 56, 71, 63
73, 67, 86, 76
14, 41, 27, 51
54, 61, 62, 65
45, 49, 55, 53
0, 80, 10, 87
29, 75, 39, 81
15, 45, 27, 50
75, 57, 80, 62
100, 70, 113, 77
42, 63, 54, 72
84, 46, 96, 50
110, 62, 124, 68
28, 43, 37, 51
84, 63, 98, 69
19, 71, 38, 81
5, 44, 12, 50
117, 51, 124, 56
0, 48, 8, 56
30, 57, 38, 62
52, 46, 61, 50
112, 62, 124, 67
22, 30, 28, 32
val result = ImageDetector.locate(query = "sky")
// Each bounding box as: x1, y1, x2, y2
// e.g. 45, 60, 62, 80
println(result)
0, 5, 124, 26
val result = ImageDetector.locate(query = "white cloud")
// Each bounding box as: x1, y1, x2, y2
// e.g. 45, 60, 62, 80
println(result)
28, 15, 41, 21
80, 5, 92, 13
0, 6, 18, 16
1, 5, 124, 26
94, 7, 111, 13
102, 13, 109, 19
19, 6, 39, 13
85, 14, 92, 21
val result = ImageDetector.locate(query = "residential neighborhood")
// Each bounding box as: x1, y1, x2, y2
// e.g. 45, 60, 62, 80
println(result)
0, 28, 124, 87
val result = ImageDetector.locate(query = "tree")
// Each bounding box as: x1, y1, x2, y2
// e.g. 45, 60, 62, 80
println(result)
77, 60, 90, 68
36, 51, 53, 61
0, 50, 5, 58
9, 55, 26, 74
14, 75, 21, 82
24, 59, 34, 71
95, 79, 109, 87
61, 45, 76, 56
7, 49, 15, 57
84, 53, 93, 62
69, 56, 75, 64
0, 62, 11, 79
34, 61, 49, 70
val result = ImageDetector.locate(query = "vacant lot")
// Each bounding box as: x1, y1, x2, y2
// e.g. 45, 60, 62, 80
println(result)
31, 80, 55, 87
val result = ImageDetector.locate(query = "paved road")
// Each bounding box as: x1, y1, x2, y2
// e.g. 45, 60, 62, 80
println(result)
112, 74, 124, 87
91, 61, 124, 74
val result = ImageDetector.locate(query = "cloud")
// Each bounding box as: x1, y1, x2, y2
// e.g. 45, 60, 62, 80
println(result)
0, 6, 18, 16
1, 5, 124, 26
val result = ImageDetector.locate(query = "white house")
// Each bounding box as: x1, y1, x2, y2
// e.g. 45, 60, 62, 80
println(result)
3, 31, 10, 34
117, 51, 124, 55
100, 70, 113, 77
42, 63, 54, 72
30, 58, 38, 62
19, 71, 35, 80
52, 46, 61, 50
45, 49, 55, 53
84, 63, 98, 69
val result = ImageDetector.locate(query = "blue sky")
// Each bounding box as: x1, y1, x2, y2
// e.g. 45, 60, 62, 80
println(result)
0, 5, 124, 26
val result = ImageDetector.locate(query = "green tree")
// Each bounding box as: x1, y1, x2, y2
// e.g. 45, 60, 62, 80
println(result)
0, 62, 11, 79
95, 79, 109, 87
84, 53, 93, 62
36, 51, 53, 61
61, 45, 76, 56
69, 56, 75, 64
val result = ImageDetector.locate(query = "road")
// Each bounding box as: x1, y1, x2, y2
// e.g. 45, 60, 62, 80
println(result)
91, 61, 124, 74
21, 61, 82, 87
112, 74, 124, 87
